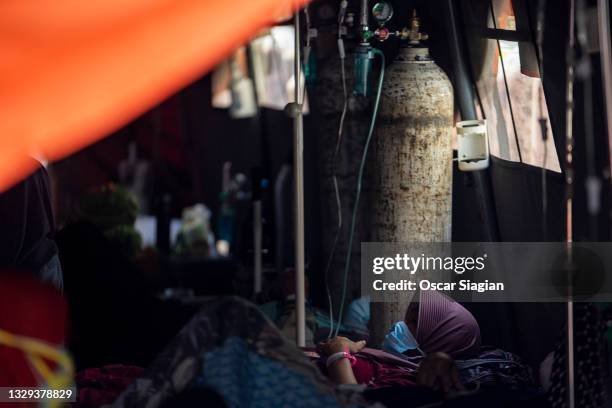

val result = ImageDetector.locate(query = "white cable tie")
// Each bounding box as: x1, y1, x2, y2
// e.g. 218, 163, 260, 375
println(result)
337, 39, 346, 59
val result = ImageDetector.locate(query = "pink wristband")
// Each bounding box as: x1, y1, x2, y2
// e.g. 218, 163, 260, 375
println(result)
325, 351, 356, 367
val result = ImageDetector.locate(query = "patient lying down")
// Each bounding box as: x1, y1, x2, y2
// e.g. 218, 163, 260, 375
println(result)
110, 293, 538, 408
312, 290, 481, 394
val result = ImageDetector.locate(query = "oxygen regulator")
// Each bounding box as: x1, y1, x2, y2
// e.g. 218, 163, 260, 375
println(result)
353, 3, 428, 96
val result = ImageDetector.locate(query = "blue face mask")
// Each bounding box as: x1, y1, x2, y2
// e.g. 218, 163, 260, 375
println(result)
382, 321, 423, 356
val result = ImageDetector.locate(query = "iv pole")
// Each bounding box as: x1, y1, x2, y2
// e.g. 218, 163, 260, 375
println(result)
565, 0, 576, 406
288, 9, 306, 347
598, 0, 612, 178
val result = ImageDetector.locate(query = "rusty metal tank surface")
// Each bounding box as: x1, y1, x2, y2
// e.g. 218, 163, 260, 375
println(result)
371, 46, 453, 242
369, 46, 454, 346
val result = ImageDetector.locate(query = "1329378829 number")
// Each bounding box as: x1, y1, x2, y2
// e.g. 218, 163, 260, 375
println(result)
1, 388, 75, 402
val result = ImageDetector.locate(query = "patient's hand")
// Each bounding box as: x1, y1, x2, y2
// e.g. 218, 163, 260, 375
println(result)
317, 336, 366, 356
417, 352, 465, 394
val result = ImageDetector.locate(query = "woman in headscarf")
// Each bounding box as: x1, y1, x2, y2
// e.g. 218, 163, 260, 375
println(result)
317, 290, 481, 394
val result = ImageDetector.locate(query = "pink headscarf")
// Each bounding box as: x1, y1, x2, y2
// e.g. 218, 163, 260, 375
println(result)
415, 290, 481, 359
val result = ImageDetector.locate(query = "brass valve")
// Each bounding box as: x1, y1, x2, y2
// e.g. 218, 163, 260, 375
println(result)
400, 10, 429, 44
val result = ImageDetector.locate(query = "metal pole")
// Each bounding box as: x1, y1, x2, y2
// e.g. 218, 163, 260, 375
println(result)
293, 10, 306, 347
598, 0, 612, 178
565, 1, 576, 406
359, 0, 369, 31
253, 200, 262, 294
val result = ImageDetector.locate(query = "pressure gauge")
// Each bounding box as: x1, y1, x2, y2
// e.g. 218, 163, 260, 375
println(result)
372, 2, 393, 26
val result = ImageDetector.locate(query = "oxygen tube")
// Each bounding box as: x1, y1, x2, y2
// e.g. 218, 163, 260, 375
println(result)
324, 0, 349, 339
334, 47, 385, 336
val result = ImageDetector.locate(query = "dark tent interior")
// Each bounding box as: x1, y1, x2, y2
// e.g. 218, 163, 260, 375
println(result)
1, 0, 611, 407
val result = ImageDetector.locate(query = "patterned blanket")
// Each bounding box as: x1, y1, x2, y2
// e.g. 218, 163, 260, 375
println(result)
108, 297, 374, 408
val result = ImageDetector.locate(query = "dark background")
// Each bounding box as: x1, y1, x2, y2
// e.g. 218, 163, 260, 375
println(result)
50, 0, 611, 369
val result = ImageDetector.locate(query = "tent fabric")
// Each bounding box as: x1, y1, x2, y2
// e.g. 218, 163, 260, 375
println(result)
452, 157, 566, 367
0, 0, 308, 192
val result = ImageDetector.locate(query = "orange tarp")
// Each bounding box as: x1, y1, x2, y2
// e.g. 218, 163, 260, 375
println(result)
0, 0, 308, 191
